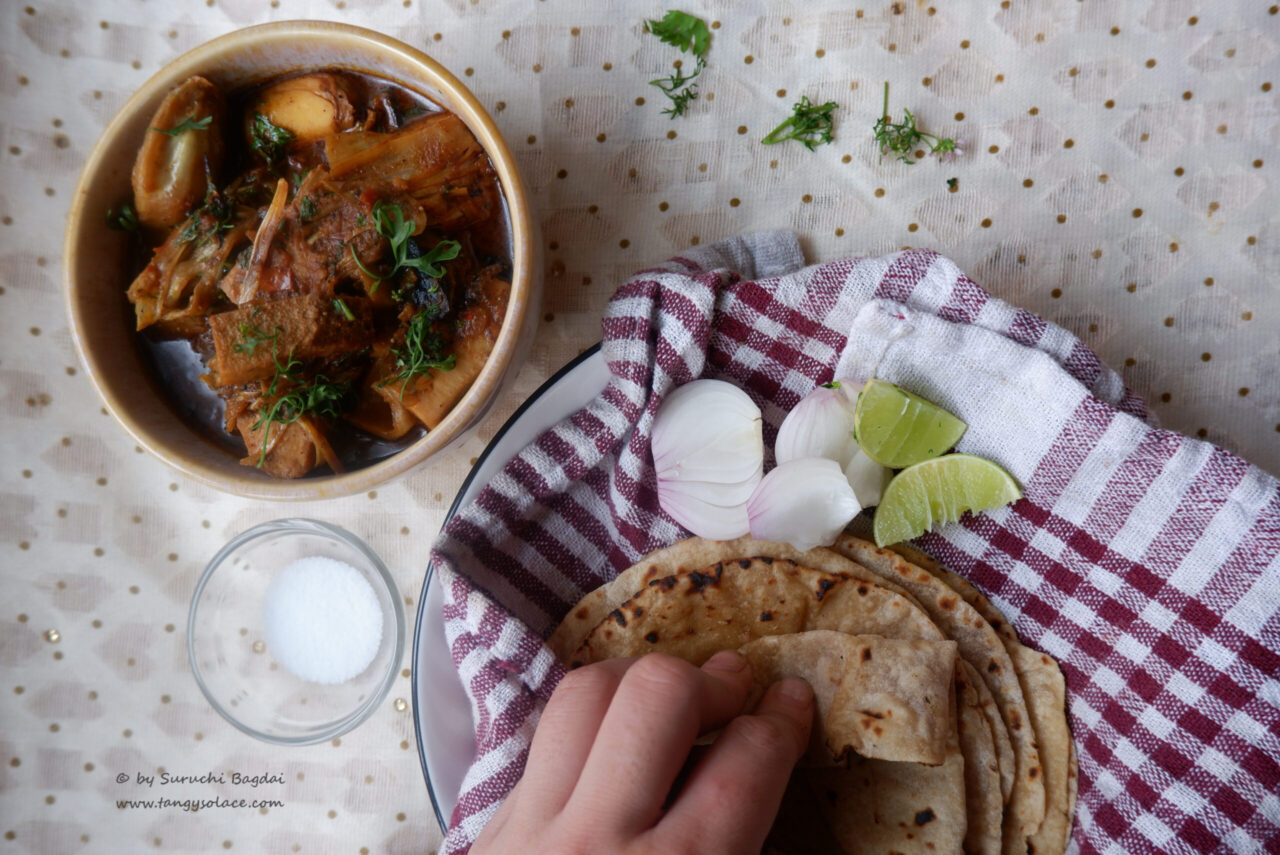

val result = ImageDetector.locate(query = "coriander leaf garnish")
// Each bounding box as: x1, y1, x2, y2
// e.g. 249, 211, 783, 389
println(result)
644, 10, 711, 119
645, 10, 712, 57
872, 82, 961, 165
152, 115, 212, 136
251, 373, 350, 467
761, 96, 838, 151
350, 200, 461, 293
298, 196, 317, 222
249, 112, 295, 164
106, 203, 139, 232
176, 185, 237, 246
233, 321, 350, 466
233, 323, 279, 356
332, 297, 354, 320
381, 311, 456, 399
232, 323, 301, 397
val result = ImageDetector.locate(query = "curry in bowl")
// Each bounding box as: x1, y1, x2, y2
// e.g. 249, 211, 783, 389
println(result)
115, 68, 511, 479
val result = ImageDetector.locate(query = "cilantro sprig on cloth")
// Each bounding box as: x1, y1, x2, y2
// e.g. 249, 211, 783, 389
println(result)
762, 96, 839, 151
872, 82, 961, 164
644, 10, 711, 119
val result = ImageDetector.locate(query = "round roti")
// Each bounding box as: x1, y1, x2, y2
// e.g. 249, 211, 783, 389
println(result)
549, 536, 928, 661
739, 631, 959, 767
830, 535, 1047, 854
956, 660, 1004, 855
568, 557, 943, 668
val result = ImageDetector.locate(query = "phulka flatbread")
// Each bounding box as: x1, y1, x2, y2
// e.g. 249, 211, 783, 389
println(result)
831, 535, 1047, 855
549, 536, 930, 661
568, 557, 944, 668
895, 544, 1077, 855
551, 537, 1075, 855
806, 724, 968, 855
1010, 642, 1076, 855
956, 660, 1004, 855
892, 542, 1021, 645
739, 631, 958, 766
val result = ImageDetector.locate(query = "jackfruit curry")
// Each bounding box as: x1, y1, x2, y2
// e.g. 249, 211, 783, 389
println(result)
116, 70, 511, 479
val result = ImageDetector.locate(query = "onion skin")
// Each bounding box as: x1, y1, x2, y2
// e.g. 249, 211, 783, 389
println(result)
131, 75, 227, 232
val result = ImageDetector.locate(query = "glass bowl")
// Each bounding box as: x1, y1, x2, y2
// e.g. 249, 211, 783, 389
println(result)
188, 518, 405, 745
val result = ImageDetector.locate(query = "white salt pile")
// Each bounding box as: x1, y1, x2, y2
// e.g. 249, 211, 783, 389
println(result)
261, 556, 383, 685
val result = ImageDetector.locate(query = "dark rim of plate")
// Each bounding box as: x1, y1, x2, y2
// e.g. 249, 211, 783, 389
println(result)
412, 342, 604, 834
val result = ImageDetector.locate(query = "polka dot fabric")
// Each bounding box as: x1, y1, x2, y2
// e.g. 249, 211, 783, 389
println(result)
1, 1, 1277, 853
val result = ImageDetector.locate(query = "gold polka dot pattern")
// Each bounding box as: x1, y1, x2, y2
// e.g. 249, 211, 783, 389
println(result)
1, 1, 1278, 851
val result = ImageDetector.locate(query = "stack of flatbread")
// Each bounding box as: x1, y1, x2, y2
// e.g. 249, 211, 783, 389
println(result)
550, 535, 1076, 855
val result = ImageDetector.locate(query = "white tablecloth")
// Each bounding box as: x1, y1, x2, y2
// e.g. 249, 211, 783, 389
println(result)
1, 1, 1276, 852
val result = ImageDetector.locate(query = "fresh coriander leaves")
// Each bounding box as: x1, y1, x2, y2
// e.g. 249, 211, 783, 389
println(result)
249, 112, 294, 164
233, 323, 279, 356
152, 115, 212, 137
646, 10, 711, 56
298, 196, 317, 222
383, 311, 456, 398
762, 96, 838, 151
644, 10, 711, 119
251, 373, 350, 466
233, 321, 350, 466
350, 201, 461, 293
106, 203, 139, 232
650, 58, 705, 119
872, 82, 961, 165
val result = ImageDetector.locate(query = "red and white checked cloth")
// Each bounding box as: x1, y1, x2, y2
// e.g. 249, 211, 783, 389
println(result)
431, 231, 1280, 854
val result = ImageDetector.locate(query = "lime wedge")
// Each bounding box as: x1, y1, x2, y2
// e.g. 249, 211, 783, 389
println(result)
854, 379, 967, 468
872, 453, 1021, 547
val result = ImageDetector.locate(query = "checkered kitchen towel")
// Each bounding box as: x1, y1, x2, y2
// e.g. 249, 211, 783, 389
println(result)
431, 231, 1280, 854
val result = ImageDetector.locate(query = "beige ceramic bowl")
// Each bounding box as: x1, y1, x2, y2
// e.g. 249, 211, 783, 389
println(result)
63, 21, 541, 500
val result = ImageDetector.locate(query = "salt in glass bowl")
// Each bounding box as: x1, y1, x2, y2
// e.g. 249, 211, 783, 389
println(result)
188, 518, 405, 745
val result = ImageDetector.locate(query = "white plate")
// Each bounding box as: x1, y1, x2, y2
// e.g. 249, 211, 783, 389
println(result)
411, 344, 610, 831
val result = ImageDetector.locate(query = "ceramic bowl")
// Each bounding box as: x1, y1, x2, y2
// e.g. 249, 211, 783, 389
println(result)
63, 20, 540, 500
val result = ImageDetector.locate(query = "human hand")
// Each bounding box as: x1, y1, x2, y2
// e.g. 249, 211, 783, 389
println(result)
472, 650, 813, 855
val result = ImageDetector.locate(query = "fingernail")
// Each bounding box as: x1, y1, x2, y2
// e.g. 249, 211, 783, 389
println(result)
776, 678, 812, 707
703, 650, 748, 673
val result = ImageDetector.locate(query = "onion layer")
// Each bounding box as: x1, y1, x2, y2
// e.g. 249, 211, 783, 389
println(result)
652, 379, 764, 539
747, 457, 862, 551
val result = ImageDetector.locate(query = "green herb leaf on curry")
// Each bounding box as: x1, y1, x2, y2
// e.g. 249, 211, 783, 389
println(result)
152, 115, 213, 137
249, 111, 295, 164
349, 200, 461, 293
106, 203, 140, 232
382, 311, 456, 399
251, 373, 351, 467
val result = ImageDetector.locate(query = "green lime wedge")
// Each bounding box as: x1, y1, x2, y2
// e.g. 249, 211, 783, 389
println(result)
872, 453, 1021, 547
854, 379, 967, 468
